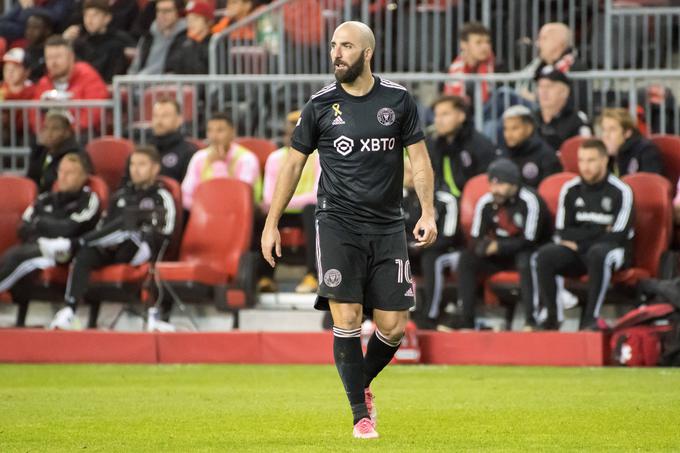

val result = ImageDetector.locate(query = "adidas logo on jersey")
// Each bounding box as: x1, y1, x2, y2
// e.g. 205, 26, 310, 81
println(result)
404, 287, 414, 297
575, 197, 586, 207
332, 116, 346, 125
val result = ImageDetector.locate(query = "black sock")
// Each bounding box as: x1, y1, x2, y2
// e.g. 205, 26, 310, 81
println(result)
364, 329, 402, 389
332, 326, 369, 425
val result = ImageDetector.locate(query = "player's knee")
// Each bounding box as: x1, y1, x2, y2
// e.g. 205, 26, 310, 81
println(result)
330, 304, 363, 329
375, 316, 407, 342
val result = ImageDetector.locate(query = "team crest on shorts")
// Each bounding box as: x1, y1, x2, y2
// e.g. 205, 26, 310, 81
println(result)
324, 269, 342, 287
377, 108, 395, 126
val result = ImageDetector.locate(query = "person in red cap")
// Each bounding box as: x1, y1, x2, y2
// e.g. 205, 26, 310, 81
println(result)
0, 47, 34, 101
1, 47, 35, 140
165, 0, 214, 74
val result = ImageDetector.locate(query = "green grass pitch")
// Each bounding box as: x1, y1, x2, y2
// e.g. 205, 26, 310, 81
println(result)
1, 364, 679, 452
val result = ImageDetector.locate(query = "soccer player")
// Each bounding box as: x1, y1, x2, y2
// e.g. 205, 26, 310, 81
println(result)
261, 21, 437, 439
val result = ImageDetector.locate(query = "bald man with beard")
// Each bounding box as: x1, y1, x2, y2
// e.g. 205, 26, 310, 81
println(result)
261, 21, 437, 439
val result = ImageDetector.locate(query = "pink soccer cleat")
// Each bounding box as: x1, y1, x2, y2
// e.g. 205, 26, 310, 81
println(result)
353, 417, 379, 439
364, 387, 377, 426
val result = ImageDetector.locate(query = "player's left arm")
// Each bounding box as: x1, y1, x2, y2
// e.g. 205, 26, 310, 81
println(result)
407, 140, 437, 247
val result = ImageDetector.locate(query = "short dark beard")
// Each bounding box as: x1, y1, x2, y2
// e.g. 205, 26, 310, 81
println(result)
334, 54, 365, 84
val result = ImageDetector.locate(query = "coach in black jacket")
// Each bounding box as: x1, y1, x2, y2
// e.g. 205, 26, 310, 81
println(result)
427, 95, 502, 195
457, 158, 551, 329
534, 138, 634, 330
0, 153, 99, 295
49, 146, 175, 330
502, 105, 562, 188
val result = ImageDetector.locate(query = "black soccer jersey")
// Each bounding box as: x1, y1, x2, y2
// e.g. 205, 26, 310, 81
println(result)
292, 76, 425, 234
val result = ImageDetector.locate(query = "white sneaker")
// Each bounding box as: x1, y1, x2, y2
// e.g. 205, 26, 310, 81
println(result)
558, 288, 579, 310
146, 307, 176, 332
38, 237, 72, 263
48, 306, 82, 330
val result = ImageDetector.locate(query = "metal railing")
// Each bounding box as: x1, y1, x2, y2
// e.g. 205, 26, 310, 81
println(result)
0, 99, 115, 172
604, 2, 680, 70
112, 71, 680, 144
210, 0, 680, 76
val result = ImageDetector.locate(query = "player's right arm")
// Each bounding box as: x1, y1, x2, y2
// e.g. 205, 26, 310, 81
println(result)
262, 101, 320, 267
261, 149, 309, 267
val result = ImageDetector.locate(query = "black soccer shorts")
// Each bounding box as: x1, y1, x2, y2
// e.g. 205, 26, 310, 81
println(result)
313, 219, 415, 312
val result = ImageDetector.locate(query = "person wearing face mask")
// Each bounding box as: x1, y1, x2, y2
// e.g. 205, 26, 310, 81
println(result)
534, 139, 635, 331
456, 158, 550, 330
597, 108, 663, 177
181, 112, 260, 210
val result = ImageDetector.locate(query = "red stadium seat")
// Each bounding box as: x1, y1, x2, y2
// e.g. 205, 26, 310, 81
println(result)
558, 136, 585, 174
459, 174, 490, 242
650, 134, 680, 193
0, 176, 36, 311
86, 136, 135, 193
538, 172, 579, 219
0, 175, 37, 256
85, 176, 183, 328
157, 178, 255, 319
234, 136, 278, 172
142, 85, 196, 124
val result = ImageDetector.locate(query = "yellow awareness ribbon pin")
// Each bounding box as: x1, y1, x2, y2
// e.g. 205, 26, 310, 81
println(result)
332, 103, 342, 117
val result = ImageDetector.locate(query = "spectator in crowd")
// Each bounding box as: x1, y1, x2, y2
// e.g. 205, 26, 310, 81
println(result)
526, 22, 584, 83
260, 110, 320, 293
33, 35, 109, 131
443, 22, 495, 104
598, 107, 663, 177
1, 48, 34, 140
127, 0, 188, 76
0, 47, 34, 100
502, 105, 562, 188
23, 11, 53, 82
27, 110, 91, 193
403, 155, 460, 330
0, 153, 99, 297
0, 0, 70, 43
181, 112, 260, 210
427, 95, 502, 196
63, 0, 135, 83
534, 139, 634, 331
67, 0, 139, 35
212, 0, 256, 37
456, 158, 550, 330
49, 146, 176, 330
165, 0, 213, 74
535, 66, 591, 151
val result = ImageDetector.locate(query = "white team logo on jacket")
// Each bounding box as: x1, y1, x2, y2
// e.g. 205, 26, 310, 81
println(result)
333, 135, 354, 156
377, 108, 395, 126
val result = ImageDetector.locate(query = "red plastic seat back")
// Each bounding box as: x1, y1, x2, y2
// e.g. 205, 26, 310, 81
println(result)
180, 179, 253, 279
650, 134, 680, 194
0, 176, 37, 255
622, 173, 672, 277
86, 136, 134, 192
538, 172, 579, 221
142, 85, 196, 123
558, 136, 586, 174
234, 137, 277, 172
459, 174, 490, 242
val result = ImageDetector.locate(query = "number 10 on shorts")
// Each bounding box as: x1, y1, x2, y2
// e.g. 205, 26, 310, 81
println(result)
394, 259, 413, 284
